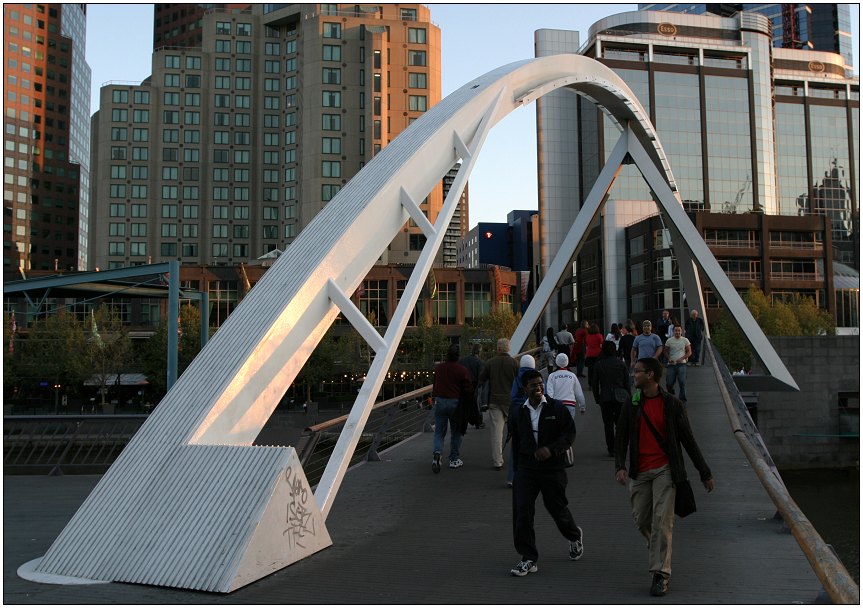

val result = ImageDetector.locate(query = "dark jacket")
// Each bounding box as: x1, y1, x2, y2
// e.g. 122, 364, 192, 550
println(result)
509, 396, 575, 472
479, 354, 518, 407
591, 355, 630, 403
685, 316, 705, 343
614, 387, 712, 484
618, 333, 636, 363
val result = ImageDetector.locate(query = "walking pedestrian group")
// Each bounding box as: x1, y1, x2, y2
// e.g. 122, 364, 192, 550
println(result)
427, 310, 715, 596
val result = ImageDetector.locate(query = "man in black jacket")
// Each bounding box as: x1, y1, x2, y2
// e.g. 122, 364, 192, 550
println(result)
508, 369, 584, 577
614, 357, 715, 597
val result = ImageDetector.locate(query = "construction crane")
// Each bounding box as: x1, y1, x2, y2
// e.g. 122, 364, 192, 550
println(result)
721, 175, 751, 214
781, 4, 801, 49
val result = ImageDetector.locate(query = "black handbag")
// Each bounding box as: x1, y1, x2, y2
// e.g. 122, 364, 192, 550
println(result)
673, 479, 697, 517
641, 409, 697, 518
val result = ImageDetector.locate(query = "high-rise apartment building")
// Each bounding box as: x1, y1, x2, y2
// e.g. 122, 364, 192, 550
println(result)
639, 3, 854, 70
89, 4, 441, 270
536, 10, 858, 330
3, 3, 91, 278
153, 3, 252, 50
442, 162, 468, 268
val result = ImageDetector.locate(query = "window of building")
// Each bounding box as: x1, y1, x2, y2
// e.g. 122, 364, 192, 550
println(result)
358, 280, 388, 326
213, 225, 228, 238
408, 72, 427, 89
408, 50, 426, 66
265, 42, 280, 55
111, 89, 129, 103
322, 184, 341, 201
432, 282, 457, 325
212, 243, 228, 257
133, 90, 149, 104
216, 21, 231, 35
323, 22, 341, 38
183, 224, 198, 238
401, 8, 417, 20
408, 95, 427, 112
464, 283, 491, 323
131, 223, 147, 236
322, 91, 341, 107
408, 27, 426, 43
322, 160, 341, 177
161, 223, 177, 237
323, 67, 341, 84
322, 137, 341, 154
322, 114, 341, 131
323, 44, 341, 61
236, 23, 251, 36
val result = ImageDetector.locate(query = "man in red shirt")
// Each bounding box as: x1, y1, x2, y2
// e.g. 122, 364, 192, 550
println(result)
431, 344, 473, 472
614, 357, 715, 597
572, 320, 589, 378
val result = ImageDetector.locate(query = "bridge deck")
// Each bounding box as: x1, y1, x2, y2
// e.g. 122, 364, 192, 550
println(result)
4, 364, 823, 604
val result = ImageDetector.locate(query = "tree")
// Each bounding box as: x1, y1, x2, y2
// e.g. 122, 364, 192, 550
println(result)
711, 286, 837, 372
139, 304, 204, 399
87, 306, 133, 406
3, 312, 19, 395
298, 327, 340, 403
18, 309, 89, 405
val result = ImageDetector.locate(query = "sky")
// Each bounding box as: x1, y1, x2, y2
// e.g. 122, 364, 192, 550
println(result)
84, 3, 860, 228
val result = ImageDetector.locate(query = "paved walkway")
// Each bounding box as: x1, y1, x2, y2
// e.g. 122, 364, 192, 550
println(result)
4, 364, 824, 604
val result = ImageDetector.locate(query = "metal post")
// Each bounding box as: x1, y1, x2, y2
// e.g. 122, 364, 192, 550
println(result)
167, 260, 179, 389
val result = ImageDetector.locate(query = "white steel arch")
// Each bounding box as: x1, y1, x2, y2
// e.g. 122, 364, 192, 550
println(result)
22, 54, 797, 594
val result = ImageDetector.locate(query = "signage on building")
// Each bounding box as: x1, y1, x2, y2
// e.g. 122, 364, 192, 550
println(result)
808, 61, 825, 73
658, 23, 677, 37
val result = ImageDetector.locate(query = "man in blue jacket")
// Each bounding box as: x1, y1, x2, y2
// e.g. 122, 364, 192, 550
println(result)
508, 369, 584, 577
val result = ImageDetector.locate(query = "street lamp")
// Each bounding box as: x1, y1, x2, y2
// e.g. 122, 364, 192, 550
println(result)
53, 383, 61, 414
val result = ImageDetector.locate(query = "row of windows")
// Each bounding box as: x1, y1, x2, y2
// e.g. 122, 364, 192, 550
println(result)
107, 236, 301, 259
107, 204, 294, 222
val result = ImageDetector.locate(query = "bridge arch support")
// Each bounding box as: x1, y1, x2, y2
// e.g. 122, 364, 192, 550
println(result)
23, 55, 796, 593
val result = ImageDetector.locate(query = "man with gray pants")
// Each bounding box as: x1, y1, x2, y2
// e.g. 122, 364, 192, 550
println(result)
614, 357, 715, 597
478, 338, 518, 470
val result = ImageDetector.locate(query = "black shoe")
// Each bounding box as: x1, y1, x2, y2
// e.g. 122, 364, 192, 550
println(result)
432, 452, 441, 474
650, 573, 669, 597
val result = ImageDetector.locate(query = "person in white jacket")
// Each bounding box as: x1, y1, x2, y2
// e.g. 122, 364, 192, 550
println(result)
545, 353, 586, 424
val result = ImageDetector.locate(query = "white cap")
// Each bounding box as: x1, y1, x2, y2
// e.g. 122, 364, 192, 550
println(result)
519, 354, 536, 369
555, 353, 569, 368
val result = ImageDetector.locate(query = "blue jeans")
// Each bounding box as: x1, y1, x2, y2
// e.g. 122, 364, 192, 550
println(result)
433, 397, 463, 461
666, 363, 687, 401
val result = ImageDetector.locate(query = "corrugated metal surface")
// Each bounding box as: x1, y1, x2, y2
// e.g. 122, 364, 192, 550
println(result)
37, 445, 291, 592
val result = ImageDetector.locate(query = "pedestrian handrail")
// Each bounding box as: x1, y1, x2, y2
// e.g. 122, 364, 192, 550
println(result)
299, 347, 542, 486
4, 415, 147, 475
708, 341, 859, 605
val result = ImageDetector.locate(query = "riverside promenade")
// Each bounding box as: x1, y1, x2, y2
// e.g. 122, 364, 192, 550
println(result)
4, 364, 825, 604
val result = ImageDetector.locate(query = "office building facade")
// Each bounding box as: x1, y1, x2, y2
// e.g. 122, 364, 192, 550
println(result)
3, 3, 91, 278
639, 4, 854, 70
89, 4, 441, 270
536, 10, 858, 331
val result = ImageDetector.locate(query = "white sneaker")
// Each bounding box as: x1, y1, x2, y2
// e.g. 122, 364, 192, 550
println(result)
448, 458, 464, 469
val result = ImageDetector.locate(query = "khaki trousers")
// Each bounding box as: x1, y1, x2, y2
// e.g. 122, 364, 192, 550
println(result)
487, 404, 508, 467
629, 464, 676, 578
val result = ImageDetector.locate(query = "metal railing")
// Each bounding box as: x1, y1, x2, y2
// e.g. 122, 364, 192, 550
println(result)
297, 347, 541, 487
4, 415, 147, 475
297, 386, 435, 487
709, 341, 859, 604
